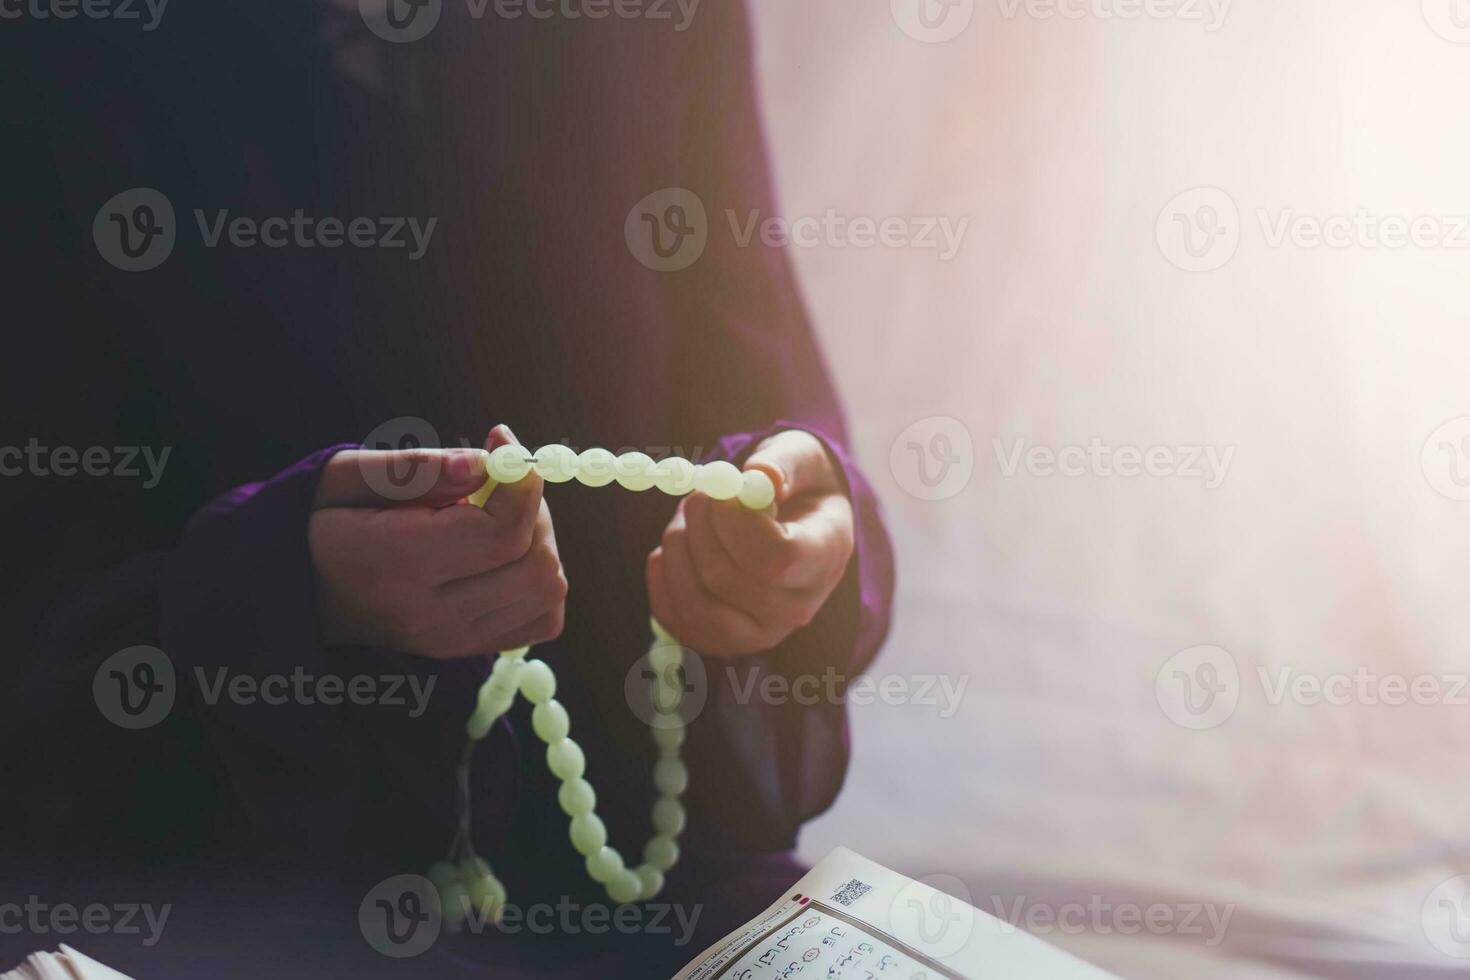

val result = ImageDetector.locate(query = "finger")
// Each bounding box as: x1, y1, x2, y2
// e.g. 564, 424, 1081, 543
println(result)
414, 600, 562, 660
478, 424, 545, 557
684, 494, 815, 627
743, 429, 840, 504
314, 447, 490, 509
483, 606, 566, 653
649, 518, 774, 656
435, 516, 564, 618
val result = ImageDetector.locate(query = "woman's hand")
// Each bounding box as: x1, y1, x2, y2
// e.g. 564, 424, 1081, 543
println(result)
308, 425, 567, 659
646, 429, 855, 657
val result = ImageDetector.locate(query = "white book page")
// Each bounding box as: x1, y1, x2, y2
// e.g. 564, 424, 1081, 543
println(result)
674, 848, 1119, 980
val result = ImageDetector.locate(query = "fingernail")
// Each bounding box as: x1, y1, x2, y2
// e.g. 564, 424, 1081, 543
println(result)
449, 449, 487, 481
501, 424, 521, 446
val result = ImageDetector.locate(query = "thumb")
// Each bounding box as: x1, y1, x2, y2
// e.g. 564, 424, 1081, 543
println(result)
477, 425, 545, 537
313, 446, 489, 509
743, 429, 838, 505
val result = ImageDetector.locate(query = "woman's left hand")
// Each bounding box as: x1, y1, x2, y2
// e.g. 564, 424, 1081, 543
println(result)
646, 429, 855, 656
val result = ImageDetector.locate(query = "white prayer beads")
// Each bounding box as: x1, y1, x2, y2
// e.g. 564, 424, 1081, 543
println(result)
468, 445, 779, 512
436, 442, 780, 917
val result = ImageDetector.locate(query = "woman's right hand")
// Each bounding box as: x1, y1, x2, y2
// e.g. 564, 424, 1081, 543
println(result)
307, 425, 567, 659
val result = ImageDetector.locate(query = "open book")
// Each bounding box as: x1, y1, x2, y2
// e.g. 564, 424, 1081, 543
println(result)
0, 946, 133, 980
675, 848, 1119, 979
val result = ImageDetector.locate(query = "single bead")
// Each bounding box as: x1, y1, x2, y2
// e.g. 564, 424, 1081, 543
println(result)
738, 468, 777, 511
557, 777, 597, 816
487, 443, 533, 483
440, 881, 469, 931
652, 797, 686, 836
427, 860, 457, 893
532, 698, 571, 743
614, 451, 657, 491
654, 758, 689, 797
653, 457, 698, 496
546, 737, 586, 781
576, 447, 617, 488
464, 856, 493, 878
518, 659, 557, 704
533, 444, 579, 483
499, 645, 530, 661
491, 655, 524, 681
695, 460, 743, 500
466, 474, 497, 509
652, 724, 685, 753
476, 678, 516, 718
650, 617, 676, 644
586, 846, 625, 884
635, 864, 665, 900
649, 643, 682, 674
466, 701, 501, 741
468, 874, 507, 924
644, 834, 680, 872
569, 812, 608, 855
607, 869, 642, 905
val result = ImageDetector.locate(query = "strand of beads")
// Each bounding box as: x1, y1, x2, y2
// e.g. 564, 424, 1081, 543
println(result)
431, 444, 775, 925
466, 444, 778, 511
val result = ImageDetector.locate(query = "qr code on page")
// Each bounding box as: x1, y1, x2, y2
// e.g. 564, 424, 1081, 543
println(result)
831, 879, 872, 907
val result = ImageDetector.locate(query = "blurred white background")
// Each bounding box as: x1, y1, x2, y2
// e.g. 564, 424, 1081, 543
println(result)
747, 1, 1470, 976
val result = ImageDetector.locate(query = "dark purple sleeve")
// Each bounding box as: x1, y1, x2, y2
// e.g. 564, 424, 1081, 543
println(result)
668, 3, 898, 851
159, 446, 510, 870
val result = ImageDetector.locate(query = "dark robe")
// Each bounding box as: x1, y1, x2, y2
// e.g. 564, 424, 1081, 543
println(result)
3, 2, 894, 974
